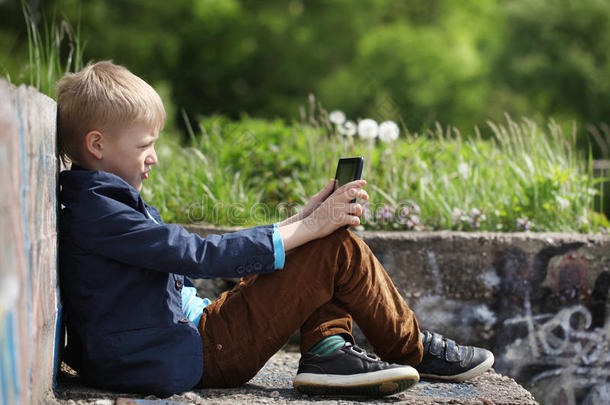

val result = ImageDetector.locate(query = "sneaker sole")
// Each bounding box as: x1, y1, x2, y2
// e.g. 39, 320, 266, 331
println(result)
293, 366, 419, 397
419, 352, 495, 382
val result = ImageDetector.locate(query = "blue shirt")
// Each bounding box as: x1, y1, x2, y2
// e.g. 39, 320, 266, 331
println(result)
145, 208, 285, 326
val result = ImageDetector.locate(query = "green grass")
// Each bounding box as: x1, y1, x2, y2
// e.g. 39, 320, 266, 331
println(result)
145, 113, 609, 233
9, 5, 606, 233
2, 2, 83, 98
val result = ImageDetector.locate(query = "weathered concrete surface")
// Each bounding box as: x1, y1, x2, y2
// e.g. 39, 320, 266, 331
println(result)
361, 231, 610, 405
0, 80, 60, 405
185, 224, 610, 405
54, 350, 538, 405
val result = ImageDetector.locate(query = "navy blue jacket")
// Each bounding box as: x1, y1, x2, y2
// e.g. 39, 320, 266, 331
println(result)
58, 165, 278, 397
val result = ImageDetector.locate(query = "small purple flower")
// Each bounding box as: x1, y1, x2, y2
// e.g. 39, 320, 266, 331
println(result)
361, 201, 371, 213
516, 217, 533, 231
382, 206, 394, 219
361, 201, 373, 223
397, 212, 408, 225
375, 204, 396, 226
469, 208, 486, 230
363, 200, 428, 230
392, 201, 426, 230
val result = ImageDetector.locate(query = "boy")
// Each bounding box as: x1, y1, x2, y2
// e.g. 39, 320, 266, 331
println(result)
57, 61, 494, 398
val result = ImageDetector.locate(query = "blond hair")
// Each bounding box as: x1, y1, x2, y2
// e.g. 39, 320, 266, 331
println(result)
56, 61, 166, 165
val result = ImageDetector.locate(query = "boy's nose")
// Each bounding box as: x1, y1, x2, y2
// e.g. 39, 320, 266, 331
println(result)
147, 147, 158, 166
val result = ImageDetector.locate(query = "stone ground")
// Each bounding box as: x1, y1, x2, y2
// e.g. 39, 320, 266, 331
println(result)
53, 349, 538, 405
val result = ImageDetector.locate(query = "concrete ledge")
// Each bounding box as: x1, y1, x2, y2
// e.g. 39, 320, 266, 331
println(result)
54, 350, 538, 405
184, 224, 610, 405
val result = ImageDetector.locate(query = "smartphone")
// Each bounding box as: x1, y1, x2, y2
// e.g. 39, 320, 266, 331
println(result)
334, 157, 364, 200
334, 157, 364, 228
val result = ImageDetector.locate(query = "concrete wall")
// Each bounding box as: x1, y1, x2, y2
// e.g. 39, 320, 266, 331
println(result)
362, 231, 609, 405
186, 224, 610, 405
0, 80, 60, 405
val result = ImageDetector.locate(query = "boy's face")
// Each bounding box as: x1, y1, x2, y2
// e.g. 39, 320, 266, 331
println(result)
99, 122, 159, 192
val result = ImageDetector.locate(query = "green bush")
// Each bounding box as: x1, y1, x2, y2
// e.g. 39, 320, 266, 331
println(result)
4, 0, 609, 142
145, 113, 609, 233
7, 2, 606, 233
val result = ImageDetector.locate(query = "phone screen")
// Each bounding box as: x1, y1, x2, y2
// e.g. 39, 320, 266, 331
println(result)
335, 157, 364, 228
335, 157, 364, 189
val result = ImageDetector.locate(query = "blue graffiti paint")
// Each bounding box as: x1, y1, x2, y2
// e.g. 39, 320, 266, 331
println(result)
8, 313, 19, 401
1, 317, 9, 405
4, 84, 61, 404
15, 92, 32, 330
1, 311, 21, 405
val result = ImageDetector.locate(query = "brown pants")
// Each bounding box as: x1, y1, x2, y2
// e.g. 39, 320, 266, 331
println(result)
196, 227, 423, 388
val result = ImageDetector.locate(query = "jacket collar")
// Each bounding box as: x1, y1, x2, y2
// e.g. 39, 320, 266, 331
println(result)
60, 163, 143, 209
70, 163, 88, 171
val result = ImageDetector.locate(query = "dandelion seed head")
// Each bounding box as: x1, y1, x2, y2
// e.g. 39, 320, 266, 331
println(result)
329, 110, 346, 125
378, 120, 399, 143
458, 162, 470, 179
358, 118, 378, 139
338, 120, 357, 136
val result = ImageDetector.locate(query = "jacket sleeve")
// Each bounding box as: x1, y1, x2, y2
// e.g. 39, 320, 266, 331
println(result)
62, 184, 278, 279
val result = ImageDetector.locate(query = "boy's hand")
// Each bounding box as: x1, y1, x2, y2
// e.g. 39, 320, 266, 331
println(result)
303, 179, 369, 238
300, 179, 337, 219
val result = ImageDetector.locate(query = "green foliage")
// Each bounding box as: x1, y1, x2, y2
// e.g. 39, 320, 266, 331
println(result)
319, 0, 502, 132
2, 1, 607, 231
491, 0, 610, 126
2, 0, 609, 144
1, 2, 83, 97
145, 114, 609, 233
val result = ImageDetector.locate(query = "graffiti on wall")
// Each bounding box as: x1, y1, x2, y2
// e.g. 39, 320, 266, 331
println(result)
412, 251, 498, 344
1, 80, 25, 405
0, 80, 59, 405
494, 243, 610, 405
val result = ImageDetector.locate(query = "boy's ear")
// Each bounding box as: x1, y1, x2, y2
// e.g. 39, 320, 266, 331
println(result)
85, 130, 104, 160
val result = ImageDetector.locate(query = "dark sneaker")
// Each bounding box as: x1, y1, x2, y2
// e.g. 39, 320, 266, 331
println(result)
416, 330, 495, 382
293, 341, 419, 397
